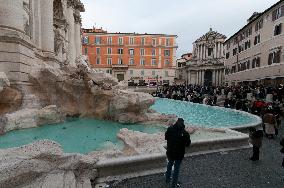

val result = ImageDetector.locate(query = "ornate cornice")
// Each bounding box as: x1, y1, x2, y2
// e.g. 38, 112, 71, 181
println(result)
195, 28, 226, 43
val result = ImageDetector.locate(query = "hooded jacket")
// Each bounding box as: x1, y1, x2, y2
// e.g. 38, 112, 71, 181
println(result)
165, 120, 191, 160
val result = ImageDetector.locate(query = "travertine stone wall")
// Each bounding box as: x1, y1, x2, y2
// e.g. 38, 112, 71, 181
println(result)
0, 0, 85, 111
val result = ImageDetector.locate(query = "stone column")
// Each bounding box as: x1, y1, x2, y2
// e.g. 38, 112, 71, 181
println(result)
219, 42, 222, 57
74, 10, 82, 58
216, 43, 219, 58
214, 43, 217, 58
219, 70, 223, 85
41, 0, 54, 53
33, 0, 42, 48
216, 70, 219, 86
212, 70, 216, 86
199, 44, 202, 59
201, 70, 204, 86
67, 6, 76, 66
221, 43, 223, 57
203, 45, 205, 59
0, 0, 26, 32
197, 71, 199, 85
75, 22, 81, 57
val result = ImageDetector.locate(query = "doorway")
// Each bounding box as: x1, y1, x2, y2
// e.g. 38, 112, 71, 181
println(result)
204, 70, 213, 86
117, 74, 125, 82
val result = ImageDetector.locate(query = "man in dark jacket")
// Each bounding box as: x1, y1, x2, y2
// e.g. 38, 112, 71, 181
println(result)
165, 118, 191, 188
249, 127, 263, 161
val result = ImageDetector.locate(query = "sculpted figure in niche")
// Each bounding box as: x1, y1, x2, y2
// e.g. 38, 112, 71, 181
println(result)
53, 0, 68, 63
23, 0, 31, 36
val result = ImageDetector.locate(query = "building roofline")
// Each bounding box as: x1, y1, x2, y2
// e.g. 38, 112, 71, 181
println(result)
82, 28, 178, 37
225, 0, 283, 43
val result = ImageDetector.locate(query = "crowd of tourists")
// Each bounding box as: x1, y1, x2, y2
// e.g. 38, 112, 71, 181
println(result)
153, 83, 284, 139
154, 83, 283, 113
162, 84, 284, 187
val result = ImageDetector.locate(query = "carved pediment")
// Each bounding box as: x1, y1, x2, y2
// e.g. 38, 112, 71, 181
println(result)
195, 28, 226, 43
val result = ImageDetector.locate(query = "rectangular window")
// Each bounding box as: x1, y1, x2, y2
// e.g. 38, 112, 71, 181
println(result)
256, 57, 261, 67
107, 37, 112, 44
84, 47, 88, 55
166, 38, 170, 46
245, 40, 251, 50
233, 48, 237, 56
254, 34, 260, 45
140, 58, 145, 66
151, 58, 156, 66
140, 48, 145, 56
106, 69, 112, 74
255, 19, 263, 31
129, 58, 134, 65
152, 38, 156, 46
82, 36, 89, 44
95, 36, 101, 44
130, 70, 133, 75
96, 48, 100, 55
118, 48, 123, 54
165, 59, 170, 66
268, 50, 281, 65
226, 43, 230, 50
152, 49, 156, 56
118, 58, 123, 65
274, 23, 282, 36
164, 50, 170, 56
129, 49, 135, 56
272, 6, 284, 21
141, 70, 144, 76
208, 48, 213, 56
152, 70, 155, 76
165, 71, 169, 77
226, 52, 230, 59
141, 37, 145, 45
107, 47, 112, 54
118, 37, 123, 45
129, 37, 134, 45
96, 57, 100, 65
107, 58, 112, 65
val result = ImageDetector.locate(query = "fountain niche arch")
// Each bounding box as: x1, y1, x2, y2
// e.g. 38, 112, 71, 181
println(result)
204, 70, 213, 86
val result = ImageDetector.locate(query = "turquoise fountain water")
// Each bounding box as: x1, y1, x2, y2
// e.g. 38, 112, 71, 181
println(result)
0, 98, 258, 154
151, 98, 257, 128
0, 118, 165, 154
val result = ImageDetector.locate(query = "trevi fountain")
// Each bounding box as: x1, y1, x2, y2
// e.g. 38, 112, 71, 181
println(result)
0, 1, 261, 187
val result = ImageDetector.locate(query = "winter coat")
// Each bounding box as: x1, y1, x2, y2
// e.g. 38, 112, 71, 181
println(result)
249, 130, 263, 148
165, 122, 191, 160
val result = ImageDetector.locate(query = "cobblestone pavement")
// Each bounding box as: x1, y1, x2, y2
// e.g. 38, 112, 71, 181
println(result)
104, 124, 284, 188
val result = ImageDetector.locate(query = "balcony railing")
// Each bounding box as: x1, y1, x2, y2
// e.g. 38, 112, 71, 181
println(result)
112, 64, 129, 69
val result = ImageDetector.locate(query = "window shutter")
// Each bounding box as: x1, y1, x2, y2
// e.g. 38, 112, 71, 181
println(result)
279, 23, 282, 34
276, 50, 281, 63
268, 53, 273, 65
281, 6, 284, 17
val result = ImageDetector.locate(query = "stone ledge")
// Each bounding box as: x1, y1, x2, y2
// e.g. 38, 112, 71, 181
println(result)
94, 129, 249, 184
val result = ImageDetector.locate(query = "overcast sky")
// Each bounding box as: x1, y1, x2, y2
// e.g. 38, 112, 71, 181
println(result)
80, 0, 279, 57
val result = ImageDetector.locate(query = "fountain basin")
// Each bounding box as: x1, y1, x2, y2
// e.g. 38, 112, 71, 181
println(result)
151, 98, 262, 129
0, 118, 165, 154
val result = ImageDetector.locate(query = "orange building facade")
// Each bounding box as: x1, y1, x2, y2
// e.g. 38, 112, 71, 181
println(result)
82, 28, 178, 84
